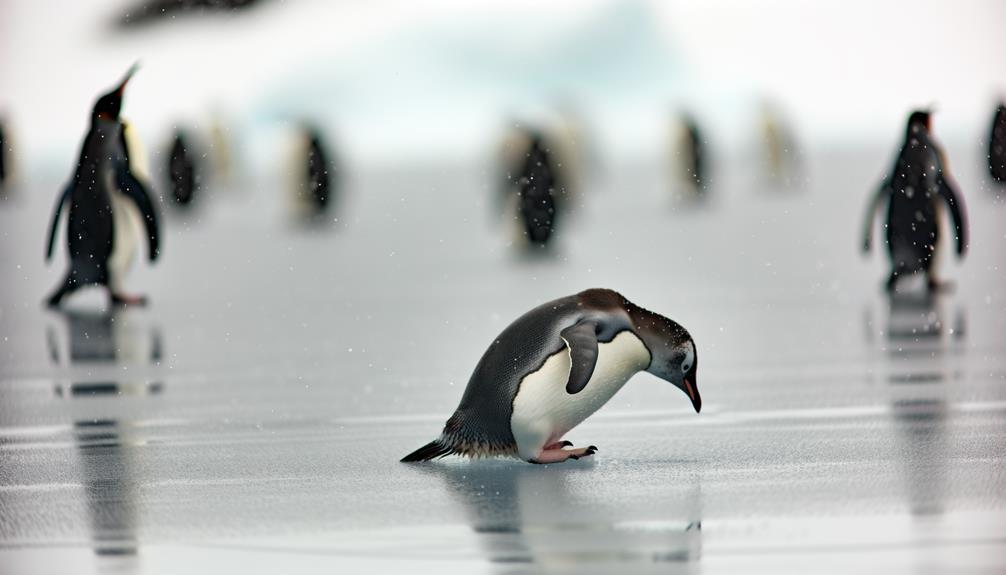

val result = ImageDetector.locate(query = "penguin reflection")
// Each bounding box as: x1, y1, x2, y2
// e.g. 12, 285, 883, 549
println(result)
417, 462, 702, 571
47, 308, 162, 557
47, 309, 163, 391
873, 292, 965, 517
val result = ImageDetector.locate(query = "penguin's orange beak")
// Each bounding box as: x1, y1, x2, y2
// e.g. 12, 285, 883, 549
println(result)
683, 377, 701, 413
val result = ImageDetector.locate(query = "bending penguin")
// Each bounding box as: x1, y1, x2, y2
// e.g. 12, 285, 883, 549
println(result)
402, 289, 700, 464
44, 64, 160, 308
862, 110, 967, 293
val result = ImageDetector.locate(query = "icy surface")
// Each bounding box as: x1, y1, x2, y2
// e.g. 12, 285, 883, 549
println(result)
1, 147, 1005, 574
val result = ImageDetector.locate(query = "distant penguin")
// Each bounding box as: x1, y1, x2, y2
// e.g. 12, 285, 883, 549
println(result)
0, 117, 8, 188
289, 126, 334, 219
862, 110, 968, 292
989, 103, 1006, 184
674, 113, 706, 196
168, 131, 197, 206
306, 130, 332, 211
209, 114, 232, 185
759, 101, 800, 186
44, 64, 160, 308
514, 135, 560, 247
401, 289, 701, 464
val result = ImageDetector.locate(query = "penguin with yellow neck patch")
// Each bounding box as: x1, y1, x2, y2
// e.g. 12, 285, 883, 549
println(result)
44, 64, 160, 307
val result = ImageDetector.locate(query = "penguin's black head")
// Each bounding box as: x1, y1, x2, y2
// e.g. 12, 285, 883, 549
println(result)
906, 110, 931, 136
626, 301, 701, 413
91, 64, 139, 123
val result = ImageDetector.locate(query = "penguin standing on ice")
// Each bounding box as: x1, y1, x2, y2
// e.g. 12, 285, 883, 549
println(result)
44, 65, 160, 307
862, 110, 968, 292
989, 103, 1006, 184
168, 130, 198, 206
402, 289, 700, 464
674, 113, 706, 197
0, 117, 8, 188
305, 129, 332, 212
289, 126, 334, 219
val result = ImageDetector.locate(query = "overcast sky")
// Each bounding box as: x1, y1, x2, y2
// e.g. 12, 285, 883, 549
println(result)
2, 0, 1004, 168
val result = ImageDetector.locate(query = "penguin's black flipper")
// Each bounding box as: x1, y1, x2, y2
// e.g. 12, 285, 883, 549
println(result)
861, 178, 891, 253
116, 167, 161, 261
937, 175, 968, 256
401, 439, 454, 462
45, 182, 72, 261
560, 320, 599, 394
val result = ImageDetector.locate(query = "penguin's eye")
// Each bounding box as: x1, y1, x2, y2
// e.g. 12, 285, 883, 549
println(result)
681, 347, 694, 373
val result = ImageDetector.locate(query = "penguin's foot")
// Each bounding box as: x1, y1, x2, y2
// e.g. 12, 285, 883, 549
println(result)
543, 440, 573, 450
111, 292, 148, 307
926, 277, 954, 294
530, 445, 597, 464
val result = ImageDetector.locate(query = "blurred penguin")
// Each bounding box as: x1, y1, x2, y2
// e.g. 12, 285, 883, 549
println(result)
0, 116, 8, 191
988, 102, 1006, 184
862, 110, 968, 293
168, 130, 198, 206
45, 65, 160, 307
672, 113, 707, 200
498, 121, 574, 219
209, 114, 233, 186
759, 101, 800, 187
289, 125, 336, 221
512, 134, 559, 249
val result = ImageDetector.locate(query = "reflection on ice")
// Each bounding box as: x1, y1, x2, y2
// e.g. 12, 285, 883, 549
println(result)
415, 461, 702, 571
45, 308, 166, 560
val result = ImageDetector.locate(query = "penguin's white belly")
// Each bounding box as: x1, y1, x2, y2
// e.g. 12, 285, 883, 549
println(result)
108, 192, 141, 291
510, 331, 651, 460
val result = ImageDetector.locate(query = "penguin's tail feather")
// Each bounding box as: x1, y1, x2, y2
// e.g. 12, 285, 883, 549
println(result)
401, 438, 455, 463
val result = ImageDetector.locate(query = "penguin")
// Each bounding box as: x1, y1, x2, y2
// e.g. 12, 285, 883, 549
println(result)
289, 126, 334, 219
514, 134, 560, 248
989, 103, 1006, 184
401, 288, 701, 464
759, 101, 800, 187
0, 116, 8, 188
44, 65, 160, 308
862, 110, 968, 293
168, 130, 197, 206
305, 128, 332, 212
674, 113, 706, 196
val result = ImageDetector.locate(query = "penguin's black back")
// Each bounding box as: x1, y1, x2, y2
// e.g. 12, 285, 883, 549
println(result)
885, 134, 943, 272
306, 135, 331, 210
65, 122, 121, 285
518, 143, 558, 245
990, 104, 1006, 183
